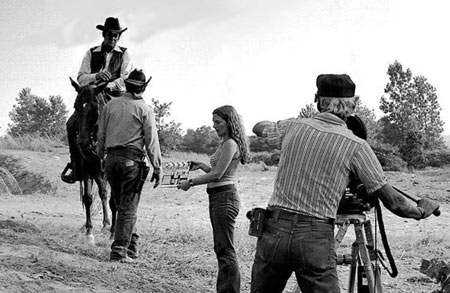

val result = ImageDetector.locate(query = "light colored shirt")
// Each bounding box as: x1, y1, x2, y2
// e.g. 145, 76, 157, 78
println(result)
77, 45, 132, 93
262, 113, 387, 219
210, 140, 240, 183
97, 92, 161, 171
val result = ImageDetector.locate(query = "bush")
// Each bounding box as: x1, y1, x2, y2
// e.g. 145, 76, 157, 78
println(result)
249, 136, 278, 153
0, 134, 66, 152
250, 151, 280, 166
423, 149, 450, 168
370, 142, 407, 171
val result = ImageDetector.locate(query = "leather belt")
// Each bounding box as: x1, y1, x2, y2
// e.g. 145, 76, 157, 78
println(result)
267, 208, 334, 225
107, 147, 144, 162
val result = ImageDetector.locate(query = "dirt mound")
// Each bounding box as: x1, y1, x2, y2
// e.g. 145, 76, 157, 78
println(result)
0, 167, 22, 194
0, 153, 58, 195
0, 220, 40, 234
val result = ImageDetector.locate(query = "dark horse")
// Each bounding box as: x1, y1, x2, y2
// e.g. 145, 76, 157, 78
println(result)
69, 78, 116, 243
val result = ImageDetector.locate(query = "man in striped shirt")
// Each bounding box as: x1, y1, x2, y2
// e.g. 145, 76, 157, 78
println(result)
250, 74, 439, 293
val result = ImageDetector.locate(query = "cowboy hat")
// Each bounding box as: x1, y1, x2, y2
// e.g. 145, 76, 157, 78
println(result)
125, 69, 152, 86
96, 17, 127, 34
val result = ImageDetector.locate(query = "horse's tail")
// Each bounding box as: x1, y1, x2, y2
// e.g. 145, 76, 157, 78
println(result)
79, 181, 84, 209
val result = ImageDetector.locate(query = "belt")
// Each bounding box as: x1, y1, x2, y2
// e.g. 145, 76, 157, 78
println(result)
107, 147, 145, 162
267, 208, 334, 225
206, 184, 235, 195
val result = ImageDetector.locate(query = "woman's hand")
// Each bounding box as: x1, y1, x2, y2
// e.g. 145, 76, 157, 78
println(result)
177, 179, 191, 191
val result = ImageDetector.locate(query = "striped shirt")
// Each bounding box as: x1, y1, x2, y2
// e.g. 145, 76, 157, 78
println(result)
210, 139, 241, 182
263, 113, 387, 220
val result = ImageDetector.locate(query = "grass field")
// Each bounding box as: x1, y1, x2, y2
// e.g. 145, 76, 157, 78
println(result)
0, 148, 449, 292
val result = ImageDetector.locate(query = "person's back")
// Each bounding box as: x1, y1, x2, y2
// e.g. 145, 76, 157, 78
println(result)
268, 113, 385, 220
100, 93, 153, 152
96, 69, 161, 263
250, 73, 440, 293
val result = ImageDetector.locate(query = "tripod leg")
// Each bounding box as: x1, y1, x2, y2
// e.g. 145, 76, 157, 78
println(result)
355, 223, 376, 293
373, 265, 383, 292
348, 243, 358, 292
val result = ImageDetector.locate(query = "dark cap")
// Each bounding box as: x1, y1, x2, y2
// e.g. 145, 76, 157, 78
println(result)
125, 69, 152, 86
96, 17, 128, 34
316, 74, 355, 98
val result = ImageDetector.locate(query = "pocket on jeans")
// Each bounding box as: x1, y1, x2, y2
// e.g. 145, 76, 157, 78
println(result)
257, 229, 282, 263
300, 236, 335, 270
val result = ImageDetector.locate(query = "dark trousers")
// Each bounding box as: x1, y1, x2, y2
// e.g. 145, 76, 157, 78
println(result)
251, 214, 339, 293
66, 112, 79, 163
105, 154, 141, 257
207, 185, 241, 293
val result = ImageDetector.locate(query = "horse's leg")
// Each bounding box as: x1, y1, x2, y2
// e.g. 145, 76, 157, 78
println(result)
95, 175, 111, 230
83, 177, 95, 244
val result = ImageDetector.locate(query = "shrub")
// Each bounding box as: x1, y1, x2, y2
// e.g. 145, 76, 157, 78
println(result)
250, 151, 280, 166
423, 149, 450, 168
370, 142, 407, 171
0, 134, 66, 152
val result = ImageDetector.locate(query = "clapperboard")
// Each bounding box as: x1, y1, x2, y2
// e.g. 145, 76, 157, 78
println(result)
161, 161, 191, 187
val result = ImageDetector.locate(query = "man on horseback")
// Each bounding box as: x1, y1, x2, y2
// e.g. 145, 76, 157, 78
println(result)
62, 17, 133, 184
96, 69, 162, 262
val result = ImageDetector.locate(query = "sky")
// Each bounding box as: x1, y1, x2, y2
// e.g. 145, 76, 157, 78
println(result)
1, 0, 449, 136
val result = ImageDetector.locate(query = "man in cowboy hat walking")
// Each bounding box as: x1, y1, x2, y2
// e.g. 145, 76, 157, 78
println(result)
62, 17, 133, 183
96, 68, 162, 262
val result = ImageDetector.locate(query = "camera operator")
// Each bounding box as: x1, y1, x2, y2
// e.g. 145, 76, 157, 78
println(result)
250, 73, 440, 293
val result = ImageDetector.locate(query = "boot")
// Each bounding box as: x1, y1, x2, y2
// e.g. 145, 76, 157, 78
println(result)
127, 233, 140, 259
61, 163, 76, 184
127, 248, 139, 259
110, 246, 134, 263
72, 160, 82, 181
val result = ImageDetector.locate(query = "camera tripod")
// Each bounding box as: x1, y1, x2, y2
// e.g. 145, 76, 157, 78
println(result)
334, 213, 384, 293
290, 212, 388, 293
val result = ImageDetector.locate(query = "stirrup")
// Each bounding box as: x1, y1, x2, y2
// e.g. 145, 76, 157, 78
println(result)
61, 163, 76, 184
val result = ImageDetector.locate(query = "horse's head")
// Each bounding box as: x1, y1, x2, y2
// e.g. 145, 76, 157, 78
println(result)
70, 78, 107, 158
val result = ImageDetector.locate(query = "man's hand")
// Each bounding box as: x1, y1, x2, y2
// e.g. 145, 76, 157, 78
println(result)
417, 198, 440, 219
150, 171, 160, 188
96, 71, 112, 82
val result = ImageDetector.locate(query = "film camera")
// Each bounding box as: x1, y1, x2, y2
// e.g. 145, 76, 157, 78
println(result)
337, 176, 377, 215
336, 114, 377, 215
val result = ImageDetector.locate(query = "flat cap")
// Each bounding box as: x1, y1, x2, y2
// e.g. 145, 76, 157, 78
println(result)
316, 74, 355, 98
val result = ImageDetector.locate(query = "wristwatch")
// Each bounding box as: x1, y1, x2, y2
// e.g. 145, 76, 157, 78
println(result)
188, 179, 194, 187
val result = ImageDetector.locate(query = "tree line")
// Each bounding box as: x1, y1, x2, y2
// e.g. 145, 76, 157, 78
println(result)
6, 61, 449, 169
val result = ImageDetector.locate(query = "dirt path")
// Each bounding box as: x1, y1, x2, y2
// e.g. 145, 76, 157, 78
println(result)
0, 151, 449, 292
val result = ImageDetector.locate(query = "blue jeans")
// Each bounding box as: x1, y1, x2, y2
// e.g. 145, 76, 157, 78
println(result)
208, 185, 241, 293
105, 154, 141, 258
251, 214, 339, 293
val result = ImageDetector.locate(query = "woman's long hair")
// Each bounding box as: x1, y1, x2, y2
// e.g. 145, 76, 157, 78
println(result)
212, 105, 250, 164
